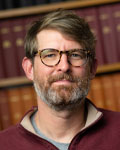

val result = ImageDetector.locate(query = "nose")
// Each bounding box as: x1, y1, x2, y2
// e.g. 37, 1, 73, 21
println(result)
56, 54, 70, 73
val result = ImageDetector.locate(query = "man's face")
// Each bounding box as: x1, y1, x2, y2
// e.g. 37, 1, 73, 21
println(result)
33, 29, 92, 111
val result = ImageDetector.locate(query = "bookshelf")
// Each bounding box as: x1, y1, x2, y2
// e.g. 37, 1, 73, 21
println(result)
0, 62, 120, 88
0, 0, 119, 19
0, 0, 120, 130
96, 62, 120, 74
0, 0, 119, 81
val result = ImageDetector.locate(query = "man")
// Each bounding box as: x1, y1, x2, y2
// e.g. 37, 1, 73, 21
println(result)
0, 9, 120, 150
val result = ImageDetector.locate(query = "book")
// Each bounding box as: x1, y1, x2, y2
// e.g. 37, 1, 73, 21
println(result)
87, 87, 93, 100
3, 0, 14, 9
21, 15, 42, 39
0, 119, 2, 130
11, 17, 26, 76
20, 86, 35, 114
98, 4, 119, 64
90, 76, 106, 109
31, 86, 37, 106
0, 19, 20, 78
0, 35, 6, 79
34, 0, 47, 5
111, 73, 120, 112
112, 3, 120, 62
82, 7, 105, 66
0, 89, 12, 129
17, 0, 33, 7
74, 9, 85, 19
7, 87, 24, 125
0, 0, 4, 10
101, 74, 118, 111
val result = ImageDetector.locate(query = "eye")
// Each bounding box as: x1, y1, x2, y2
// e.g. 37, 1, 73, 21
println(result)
46, 53, 56, 58
71, 53, 80, 57
70, 53, 83, 59
41, 49, 58, 59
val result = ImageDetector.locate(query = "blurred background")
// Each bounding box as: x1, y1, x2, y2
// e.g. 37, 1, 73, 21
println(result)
0, 0, 120, 131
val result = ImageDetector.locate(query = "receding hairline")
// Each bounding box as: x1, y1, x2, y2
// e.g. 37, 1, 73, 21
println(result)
36, 28, 86, 51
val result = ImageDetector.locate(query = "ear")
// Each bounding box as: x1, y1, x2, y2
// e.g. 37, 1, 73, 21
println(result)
22, 57, 34, 80
89, 59, 98, 80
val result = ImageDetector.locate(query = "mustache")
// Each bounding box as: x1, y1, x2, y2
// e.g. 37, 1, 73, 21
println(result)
48, 73, 81, 84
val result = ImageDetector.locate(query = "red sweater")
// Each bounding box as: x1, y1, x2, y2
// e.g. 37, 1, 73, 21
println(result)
0, 103, 120, 150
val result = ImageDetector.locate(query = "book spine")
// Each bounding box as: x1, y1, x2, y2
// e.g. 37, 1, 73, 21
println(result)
4, 0, 14, 9
87, 89, 93, 101
112, 3, 120, 62
81, 7, 105, 66
0, 36, 6, 79
98, 4, 119, 64
7, 87, 24, 125
18, 0, 33, 7
20, 86, 35, 114
0, 0, 4, 10
0, 120, 2, 130
30, 86, 37, 106
0, 19, 20, 78
101, 74, 118, 111
11, 17, 26, 76
0, 90, 12, 129
74, 9, 85, 19
90, 76, 106, 109
111, 73, 120, 112
34, 0, 48, 5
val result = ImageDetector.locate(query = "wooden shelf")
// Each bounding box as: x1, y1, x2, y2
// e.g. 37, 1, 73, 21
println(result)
0, 63, 120, 88
97, 63, 120, 74
0, 0, 119, 19
0, 77, 32, 88
0, 0, 119, 88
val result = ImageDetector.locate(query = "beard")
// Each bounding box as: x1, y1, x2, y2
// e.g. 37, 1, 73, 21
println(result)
33, 73, 90, 111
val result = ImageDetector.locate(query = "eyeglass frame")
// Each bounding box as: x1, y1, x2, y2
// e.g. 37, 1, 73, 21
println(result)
34, 48, 92, 67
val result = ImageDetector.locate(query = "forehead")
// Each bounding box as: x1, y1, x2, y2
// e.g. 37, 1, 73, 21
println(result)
36, 29, 82, 50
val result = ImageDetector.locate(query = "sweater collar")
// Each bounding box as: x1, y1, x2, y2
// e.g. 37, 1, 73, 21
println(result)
20, 99, 103, 135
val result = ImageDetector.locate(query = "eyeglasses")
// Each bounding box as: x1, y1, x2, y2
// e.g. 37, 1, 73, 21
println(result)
35, 48, 91, 67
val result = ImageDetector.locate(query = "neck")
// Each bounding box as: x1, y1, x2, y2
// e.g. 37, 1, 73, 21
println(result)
35, 97, 87, 143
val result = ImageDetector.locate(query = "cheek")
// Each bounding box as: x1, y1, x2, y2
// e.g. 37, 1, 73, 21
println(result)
72, 66, 91, 81
33, 59, 54, 81
72, 67, 88, 78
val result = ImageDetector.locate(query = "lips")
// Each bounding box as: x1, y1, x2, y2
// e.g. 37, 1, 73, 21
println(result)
48, 73, 76, 84
51, 79, 74, 87
55, 79, 71, 83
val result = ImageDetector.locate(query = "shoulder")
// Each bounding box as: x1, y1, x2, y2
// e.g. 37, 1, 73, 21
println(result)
0, 124, 31, 149
99, 108, 120, 119
0, 124, 19, 138
0, 124, 28, 141
98, 108, 120, 129
87, 99, 120, 123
